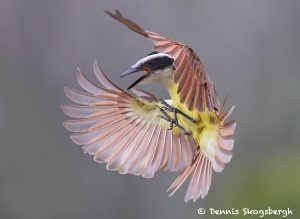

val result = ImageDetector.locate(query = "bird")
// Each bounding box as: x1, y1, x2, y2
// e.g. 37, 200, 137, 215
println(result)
61, 9, 236, 202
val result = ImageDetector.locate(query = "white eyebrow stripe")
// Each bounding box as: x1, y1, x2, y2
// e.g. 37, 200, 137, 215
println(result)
132, 53, 173, 68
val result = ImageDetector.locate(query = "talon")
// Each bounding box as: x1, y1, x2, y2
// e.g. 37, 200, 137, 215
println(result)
191, 118, 197, 123
155, 105, 163, 110
157, 100, 193, 135
179, 126, 191, 135
158, 99, 197, 123
184, 131, 191, 135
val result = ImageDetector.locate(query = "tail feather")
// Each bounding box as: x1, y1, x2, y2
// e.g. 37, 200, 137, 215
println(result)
168, 151, 212, 202
168, 107, 236, 202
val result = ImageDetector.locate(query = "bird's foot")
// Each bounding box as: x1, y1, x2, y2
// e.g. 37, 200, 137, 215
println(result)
155, 105, 191, 135
158, 99, 198, 123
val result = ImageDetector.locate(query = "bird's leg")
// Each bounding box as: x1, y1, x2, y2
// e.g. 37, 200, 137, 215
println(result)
155, 105, 191, 135
158, 99, 197, 123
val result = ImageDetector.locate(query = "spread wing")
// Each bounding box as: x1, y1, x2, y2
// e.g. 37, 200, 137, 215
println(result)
105, 9, 218, 112
62, 60, 195, 178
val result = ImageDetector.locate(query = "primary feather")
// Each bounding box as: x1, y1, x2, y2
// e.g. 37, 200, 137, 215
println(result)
62, 60, 236, 202
62, 61, 194, 179
105, 9, 218, 112
62, 10, 237, 202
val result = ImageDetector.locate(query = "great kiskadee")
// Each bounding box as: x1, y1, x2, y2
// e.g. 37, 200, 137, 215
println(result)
62, 10, 236, 202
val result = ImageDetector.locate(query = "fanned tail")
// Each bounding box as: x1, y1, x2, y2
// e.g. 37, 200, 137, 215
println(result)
168, 106, 236, 202
168, 151, 212, 202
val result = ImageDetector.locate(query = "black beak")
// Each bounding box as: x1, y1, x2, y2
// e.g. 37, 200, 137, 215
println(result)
120, 67, 152, 90
127, 73, 151, 90
120, 67, 140, 77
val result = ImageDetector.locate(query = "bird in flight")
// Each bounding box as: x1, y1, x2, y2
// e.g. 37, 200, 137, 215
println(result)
62, 10, 236, 202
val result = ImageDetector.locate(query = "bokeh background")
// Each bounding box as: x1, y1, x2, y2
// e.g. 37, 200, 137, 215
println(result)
0, 0, 299, 218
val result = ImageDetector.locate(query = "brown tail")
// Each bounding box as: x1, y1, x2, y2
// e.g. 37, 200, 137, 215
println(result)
168, 105, 236, 202
168, 151, 212, 202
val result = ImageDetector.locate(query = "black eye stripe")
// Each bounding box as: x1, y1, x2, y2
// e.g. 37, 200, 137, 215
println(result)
141, 55, 174, 71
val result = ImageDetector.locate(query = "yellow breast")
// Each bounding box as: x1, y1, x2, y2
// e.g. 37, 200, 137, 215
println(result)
168, 82, 219, 154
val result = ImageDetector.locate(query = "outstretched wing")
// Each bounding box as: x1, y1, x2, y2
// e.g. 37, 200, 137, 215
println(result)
62, 60, 195, 178
105, 10, 218, 112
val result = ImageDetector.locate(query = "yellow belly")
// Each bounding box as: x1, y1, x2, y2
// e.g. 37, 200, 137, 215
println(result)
168, 83, 219, 157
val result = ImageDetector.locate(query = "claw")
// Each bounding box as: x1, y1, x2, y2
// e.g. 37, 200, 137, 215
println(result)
155, 105, 163, 110
157, 100, 192, 135
158, 99, 197, 123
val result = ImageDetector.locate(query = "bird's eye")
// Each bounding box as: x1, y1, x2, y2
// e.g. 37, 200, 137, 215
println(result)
147, 60, 154, 65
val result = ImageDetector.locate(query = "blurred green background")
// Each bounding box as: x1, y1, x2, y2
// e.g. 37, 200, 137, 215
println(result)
0, 0, 299, 218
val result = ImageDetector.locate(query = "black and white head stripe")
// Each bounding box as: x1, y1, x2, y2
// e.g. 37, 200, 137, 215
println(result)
132, 53, 174, 71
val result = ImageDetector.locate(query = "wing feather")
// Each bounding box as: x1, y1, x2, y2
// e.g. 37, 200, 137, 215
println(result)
129, 124, 157, 175
106, 118, 144, 170
62, 61, 194, 178
151, 128, 167, 172
62, 104, 129, 119
119, 122, 152, 174
142, 126, 162, 178
105, 10, 218, 112
115, 120, 149, 172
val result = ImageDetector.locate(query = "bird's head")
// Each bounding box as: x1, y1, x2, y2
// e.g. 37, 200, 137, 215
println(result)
121, 52, 175, 89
